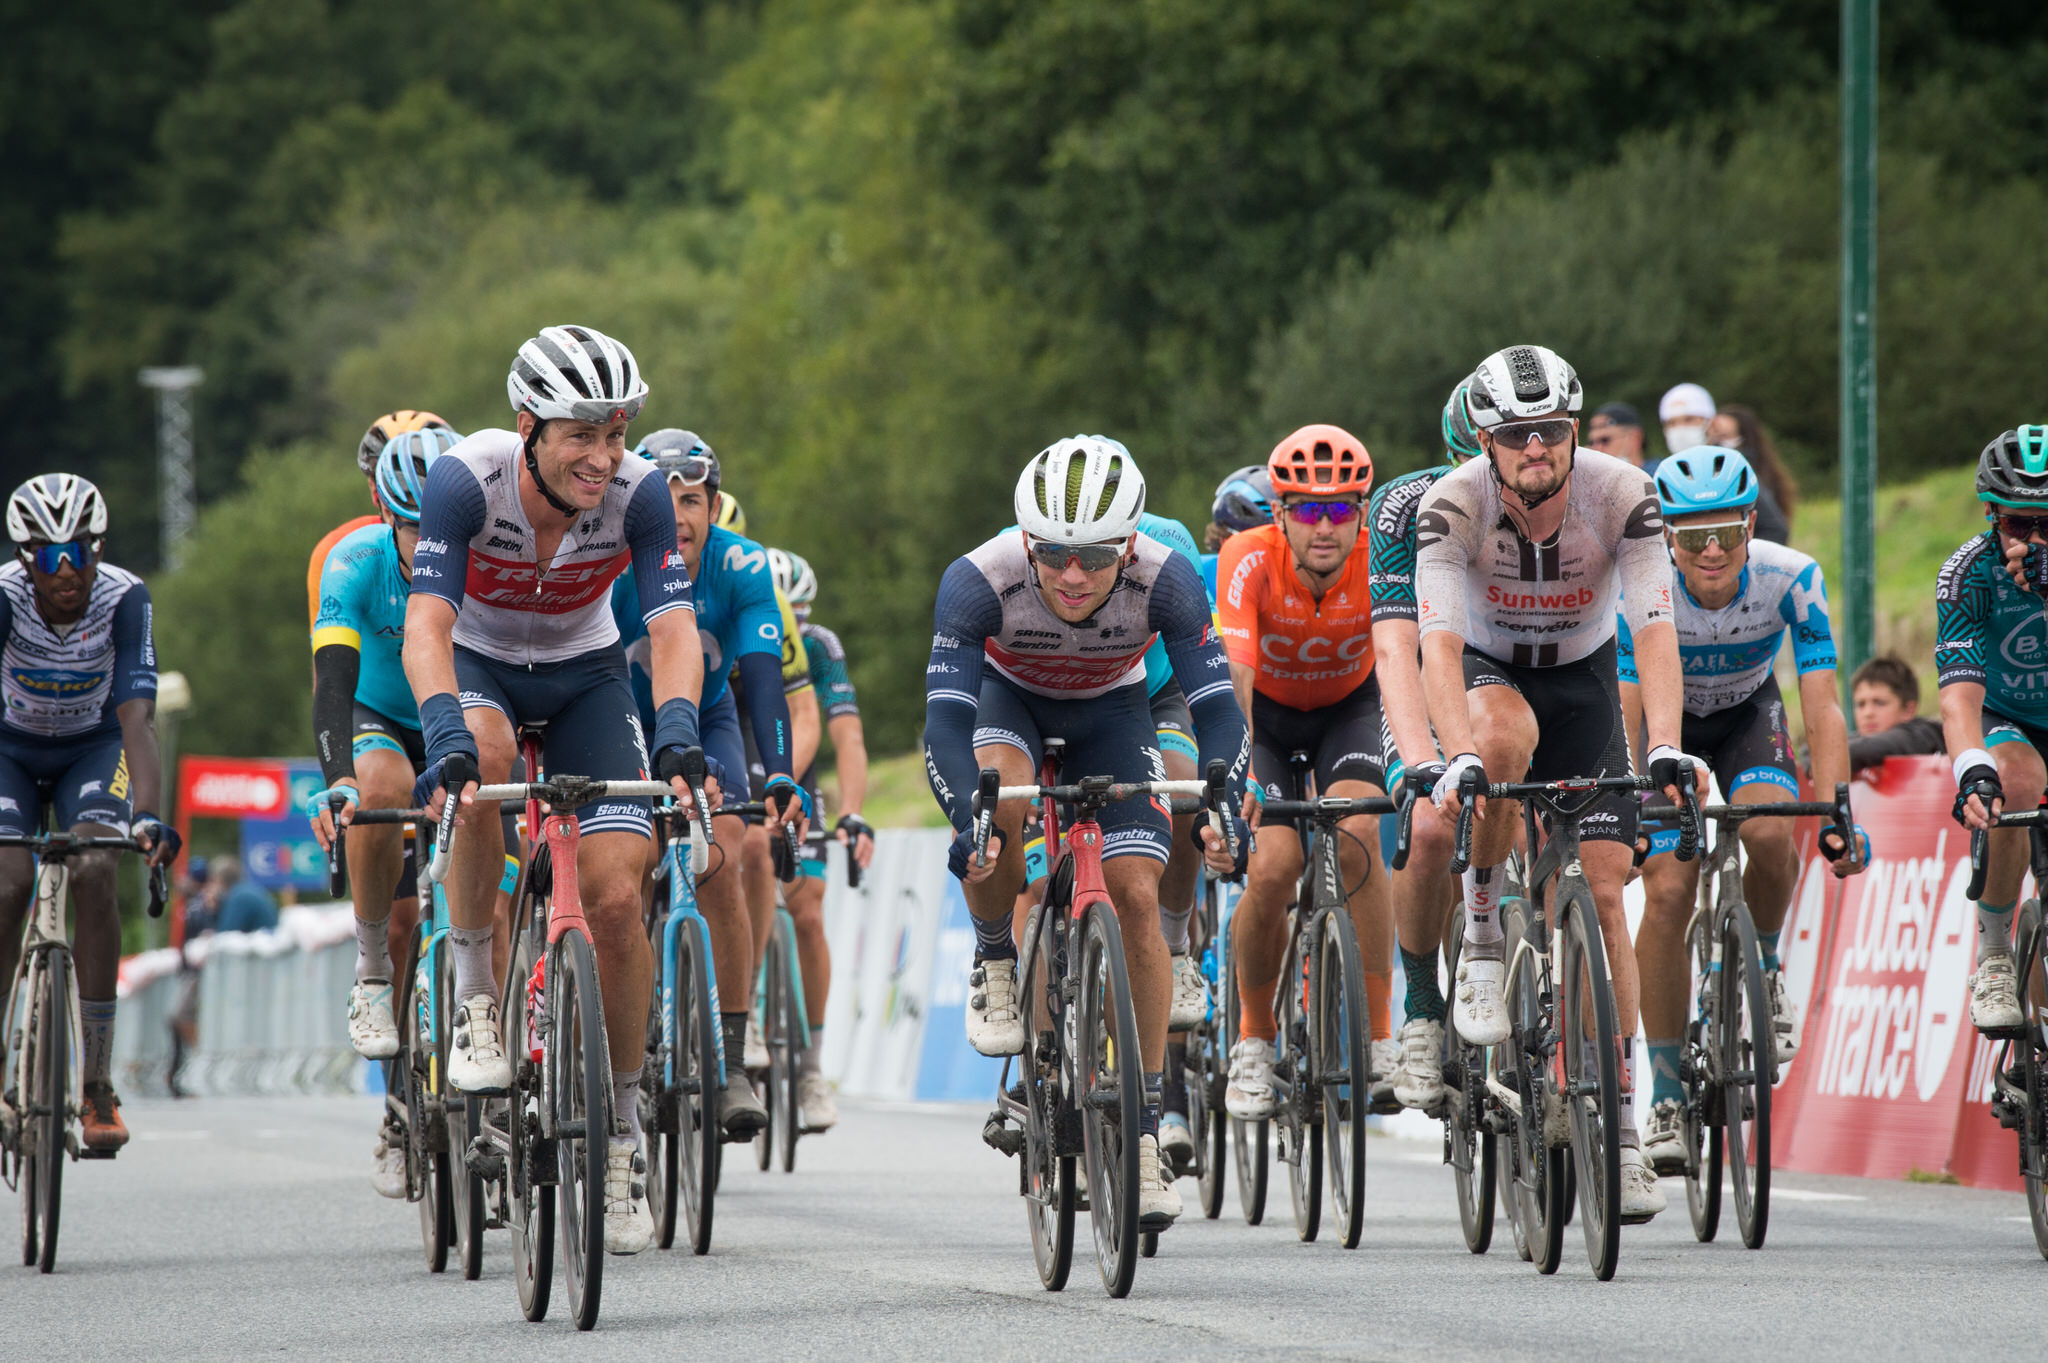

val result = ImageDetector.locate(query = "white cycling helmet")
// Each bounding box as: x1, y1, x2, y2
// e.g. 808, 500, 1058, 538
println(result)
506, 325, 649, 425
767, 547, 817, 607
1466, 345, 1583, 428
1014, 435, 1146, 545
8, 474, 109, 545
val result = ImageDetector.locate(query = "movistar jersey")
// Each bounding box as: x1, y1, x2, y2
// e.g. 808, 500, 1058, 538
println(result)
1936, 531, 2048, 728
311, 524, 416, 727
0, 561, 155, 740
613, 524, 786, 712
1367, 466, 1449, 624
1616, 539, 1836, 715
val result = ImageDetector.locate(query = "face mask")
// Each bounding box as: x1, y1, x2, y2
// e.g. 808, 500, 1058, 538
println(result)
1665, 424, 1707, 454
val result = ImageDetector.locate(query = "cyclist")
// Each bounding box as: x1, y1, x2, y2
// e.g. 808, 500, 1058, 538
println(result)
609, 429, 812, 1140
306, 411, 452, 630
1939, 427, 2048, 1036
1203, 465, 1276, 558
1622, 447, 1865, 1173
1367, 379, 1482, 1111
1413, 343, 1695, 1221
405, 326, 715, 1256
924, 436, 1250, 1229
0, 475, 179, 1151
1216, 424, 1397, 1119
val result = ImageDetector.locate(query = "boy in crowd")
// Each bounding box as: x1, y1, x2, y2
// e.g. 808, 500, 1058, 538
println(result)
1848, 654, 1944, 774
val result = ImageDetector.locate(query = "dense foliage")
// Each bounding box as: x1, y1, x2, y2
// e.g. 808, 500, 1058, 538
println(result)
8, 0, 2047, 760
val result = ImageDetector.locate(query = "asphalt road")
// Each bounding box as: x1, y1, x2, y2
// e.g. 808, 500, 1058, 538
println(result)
8, 1094, 2045, 1359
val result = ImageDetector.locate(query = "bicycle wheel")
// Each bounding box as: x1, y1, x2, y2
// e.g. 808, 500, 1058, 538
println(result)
770, 914, 801, 1174
1721, 902, 1772, 1249
1683, 905, 1724, 1244
1314, 906, 1369, 1249
1195, 883, 1226, 1220
26, 953, 66, 1273
1279, 919, 1321, 1244
643, 961, 674, 1251
411, 948, 453, 1275
1077, 904, 1142, 1298
2016, 902, 2048, 1259
552, 930, 611, 1331
1020, 900, 1075, 1291
676, 916, 720, 1254
437, 931, 484, 1280
1558, 889, 1622, 1281
1499, 899, 1564, 1274
507, 930, 554, 1322
1442, 932, 1495, 1255
1223, 916, 1268, 1225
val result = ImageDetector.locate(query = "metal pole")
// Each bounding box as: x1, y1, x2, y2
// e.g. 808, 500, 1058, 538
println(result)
139, 366, 204, 572
1838, 0, 1878, 682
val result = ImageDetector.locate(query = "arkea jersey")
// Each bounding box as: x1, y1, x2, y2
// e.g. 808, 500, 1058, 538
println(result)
311, 523, 417, 727
1366, 465, 1449, 623
1936, 531, 2048, 728
1615, 539, 1836, 716
307, 515, 379, 631
1215, 522, 1376, 711
801, 622, 860, 719
0, 561, 156, 739
411, 429, 692, 665
1414, 449, 1673, 668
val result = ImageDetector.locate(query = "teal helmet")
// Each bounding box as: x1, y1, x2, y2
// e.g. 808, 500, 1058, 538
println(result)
375, 426, 463, 523
1441, 379, 1482, 464
1977, 427, 2048, 510
1653, 446, 1758, 518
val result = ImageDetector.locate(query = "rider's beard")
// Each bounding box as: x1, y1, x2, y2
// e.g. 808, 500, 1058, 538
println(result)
1508, 456, 1566, 505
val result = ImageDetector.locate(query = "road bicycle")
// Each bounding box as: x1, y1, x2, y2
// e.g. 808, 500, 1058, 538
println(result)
1962, 788, 2048, 1258
0, 826, 164, 1272
1643, 784, 1856, 1250
1186, 867, 1230, 1220
982, 741, 1234, 1298
1256, 776, 1396, 1250
752, 820, 851, 1174
426, 726, 669, 1331
1453, 772, 1699, 1281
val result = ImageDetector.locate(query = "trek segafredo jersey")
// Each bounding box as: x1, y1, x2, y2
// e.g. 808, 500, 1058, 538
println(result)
0, 561, 156, 739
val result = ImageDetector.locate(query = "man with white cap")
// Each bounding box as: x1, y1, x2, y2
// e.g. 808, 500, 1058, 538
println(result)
1659, 382, 1715, 458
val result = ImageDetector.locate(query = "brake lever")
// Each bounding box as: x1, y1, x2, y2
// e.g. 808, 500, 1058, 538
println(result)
1391, 789, 1415, 873
1203, 759, 1238, 869
1675, 777, 1702, 864
326, 792, 349, 898
973, 768, 1000, 868
147, 863, 168, 919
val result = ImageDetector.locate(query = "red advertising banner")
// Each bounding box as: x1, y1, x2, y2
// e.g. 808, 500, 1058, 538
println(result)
171, 755, 295, 945
1772, 755, 2026, 1191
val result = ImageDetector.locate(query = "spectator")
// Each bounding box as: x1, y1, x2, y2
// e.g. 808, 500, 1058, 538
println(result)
1585, 402, 1647, 468
1705, 403, 1795, 543
210, 855, 279, 934
169, 855, 215, 1098
1659, 382, 1715, 457
1847, 655, 1944, 774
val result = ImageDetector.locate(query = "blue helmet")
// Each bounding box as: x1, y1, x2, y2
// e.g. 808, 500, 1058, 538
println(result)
375, 426, 463, 524
1211, 465, 1274, 532
1442, 379, 1482, 464
1654, 446, 1758, 518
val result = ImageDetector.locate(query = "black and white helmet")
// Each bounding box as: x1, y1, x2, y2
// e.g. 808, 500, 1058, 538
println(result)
506, 325, 649, 425
1466, 345, 1583, 428
7, 474, 109, 545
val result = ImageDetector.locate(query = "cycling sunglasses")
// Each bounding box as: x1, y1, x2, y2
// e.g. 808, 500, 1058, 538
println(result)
659, 451, 716, 487
1669, 520, 1748, 555
1996, 513, 2048, 541
1487, 418, 1576, 448
1028, 538, 1126, 572
1283, 499, 1361, 525
23, 539, 95, 574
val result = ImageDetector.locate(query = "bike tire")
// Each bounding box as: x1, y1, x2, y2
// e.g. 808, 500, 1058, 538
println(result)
410, 949, 452, 1275
553, 930, 611, 1331
644, 962, 674, 1251
1078, 905, 1142, 1299
1315, 907, 1369, 1249
31, 954, 65, 1273
441, 939, 485, 1282
1442, 932, 1495, 1255
507, 928, 554, 1323
1223, 914, 1269, 1226
1683, 898, 1724, 1244
1560, 891, 1622, 1281
1281, 918, 1321, 1244
1193, 877, 1225, 1220
1500, 898, 1564, 1274
1020, 900, 1075, 1291
677, 917, 720, 1255
1722, 902, 1772, 1249
771, 914, 801, 1174
2017, 902, 2048, 1260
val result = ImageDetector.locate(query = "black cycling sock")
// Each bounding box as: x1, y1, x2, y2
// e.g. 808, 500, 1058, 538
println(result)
720, 1013, 748, 1082
972, 910, 1018, 962
1161, 1043, 1188, 1117
1400, 947, 1446, 1024
1141, 1070, 1163, 1137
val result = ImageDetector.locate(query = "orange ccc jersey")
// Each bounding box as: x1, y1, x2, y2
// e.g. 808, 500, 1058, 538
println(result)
1215, 522, 1375, 711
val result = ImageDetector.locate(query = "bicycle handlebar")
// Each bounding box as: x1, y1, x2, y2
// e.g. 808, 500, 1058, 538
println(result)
1641, 782, 1856, 868
970, 765, 1235, 870
1448, 772, 1701, 875
0, 832, 169, 917
1967, 798, 2048, 901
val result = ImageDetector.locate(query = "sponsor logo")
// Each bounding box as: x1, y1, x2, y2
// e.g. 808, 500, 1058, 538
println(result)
721, 543, 767, 575
1014, 629, 1059, 641
484, 467, 504, 485
485, 535, 521, 551
1486, 584, 1595, 611
582, 539, 619, 553
493, 517, 522, 534
1225, 551, 1263, 609
8, 667, 104, 696
417, 538, 449, 556
1258, 634, 1372, 665
2000, 617, 2047, 669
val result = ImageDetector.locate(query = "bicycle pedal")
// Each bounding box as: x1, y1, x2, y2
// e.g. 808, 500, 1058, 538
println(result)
77, 1147, 116, 1161
982, 1112, 1024, 1158
1991, 1095, 2025, 1131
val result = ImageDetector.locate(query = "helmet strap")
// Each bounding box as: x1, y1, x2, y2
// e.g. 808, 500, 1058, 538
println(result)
522, 420, 579, 519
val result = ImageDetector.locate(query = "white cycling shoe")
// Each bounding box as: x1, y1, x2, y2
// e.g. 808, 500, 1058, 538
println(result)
1369, 1036, 1404, 1113
1970, 950, 2024, 1033
370, 1122, 407, 1199
1766, 968, 1802, 1063
449, 993, 512, 1094
798, 1072, 840, 1132
347, 979, 399, 1060
1168, 953, 1208, 1031
966, 958, 1025, 1056
1642, 1098, 1687, 1176
1225, 1036, 1277, 1120
744, 1015, 771, 1071
1392, 1016, 1446, 1111
1452, 954, 1510, 1046
1619, 1144, 1666, 1223
1138, 1133, 1183, 1230
1158, 1111, 1195, 1173
603, 1135, 654, 1255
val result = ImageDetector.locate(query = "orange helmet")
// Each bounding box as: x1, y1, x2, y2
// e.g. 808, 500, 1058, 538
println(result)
357, 409, 451, 474
1267, 424, 1372, 498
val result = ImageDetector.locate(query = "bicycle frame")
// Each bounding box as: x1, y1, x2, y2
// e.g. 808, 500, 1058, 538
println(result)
659, 823, 726, 1091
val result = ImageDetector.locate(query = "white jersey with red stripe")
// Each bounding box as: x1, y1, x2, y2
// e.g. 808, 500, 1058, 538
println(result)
957, 532, 1173, 699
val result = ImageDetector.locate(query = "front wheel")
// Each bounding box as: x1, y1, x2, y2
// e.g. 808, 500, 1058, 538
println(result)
1280, 924, 1321, 1244
1077, 904, 1142, 1299
1721, 903, 1773, 1249
24, 954, 67, 1273
1314, 907, 1369, 1249
553, 931, 612, 1332
676, 917, 720, 1254
1222, 915, 1268, 1226
1683, 906, 1724, 1244
412, 946, 453, 1275
1020, 900, 1075, 1292
506, 931, 554, 1323
1443, 932, 1495, 1255
768, 912, 801, 1174
1559, 892, 1621, 1281
1499, 899, 1564, 1274
2015, 902, 2048, 1260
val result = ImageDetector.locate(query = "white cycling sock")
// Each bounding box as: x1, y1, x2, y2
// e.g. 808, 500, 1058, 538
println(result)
1462, 865, 1502, 950
612, 1066, 643, 1145
1616, 1038, 1638, 1139
449, 925, 495, 1002
1159, 903, 1193, 955
801, 1027, 824, 1077
353, 913, 392, 983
